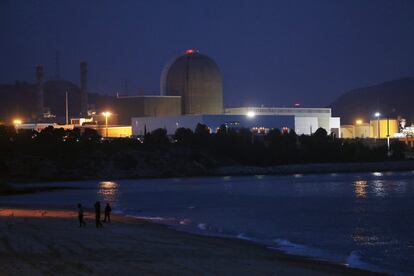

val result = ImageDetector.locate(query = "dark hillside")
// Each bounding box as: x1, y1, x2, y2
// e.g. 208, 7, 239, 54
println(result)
330, 78, 414, 124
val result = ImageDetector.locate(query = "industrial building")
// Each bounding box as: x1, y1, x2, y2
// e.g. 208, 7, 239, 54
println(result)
131, 49, 341, 136
14, 48, 342, 138
132, 114, 294, 136
225, 107, 340, 136
115, 95, 181, 123
341, 119, 399, 139
132, 107, 340, 136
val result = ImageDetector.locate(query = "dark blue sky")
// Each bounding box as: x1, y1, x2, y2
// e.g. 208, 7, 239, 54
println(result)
1, 0, 414, 107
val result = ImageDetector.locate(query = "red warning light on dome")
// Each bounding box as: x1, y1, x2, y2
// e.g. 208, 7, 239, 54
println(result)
185, 49, 198, 54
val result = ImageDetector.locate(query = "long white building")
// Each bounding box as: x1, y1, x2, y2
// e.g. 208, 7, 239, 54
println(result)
131, 107, 340, 137
226, 107, 340, 136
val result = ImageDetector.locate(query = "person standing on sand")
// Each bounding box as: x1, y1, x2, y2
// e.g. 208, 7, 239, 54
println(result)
94, 201, 103, 228
77, 203, 86, 227
103, 203, 112, 223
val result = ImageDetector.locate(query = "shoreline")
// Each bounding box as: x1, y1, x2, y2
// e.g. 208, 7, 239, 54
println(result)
213, 160, 414, 177
4, 160, 414, 184
0, 207, 385, 275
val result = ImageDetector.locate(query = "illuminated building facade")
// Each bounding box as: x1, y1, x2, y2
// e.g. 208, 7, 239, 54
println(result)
340, 119, 399, 138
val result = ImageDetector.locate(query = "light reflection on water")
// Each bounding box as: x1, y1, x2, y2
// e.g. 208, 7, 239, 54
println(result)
352, 227, 379, 246
97, 181, 120, 205
372, 172, 383, 177
353, 177, 408, 198
354, 180, 367, 198
372, 180, 386, 197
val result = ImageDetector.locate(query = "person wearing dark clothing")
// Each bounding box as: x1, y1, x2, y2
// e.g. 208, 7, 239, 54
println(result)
94, 201, 103, 228
103, 203, 112, 223
77, 203, 86, 227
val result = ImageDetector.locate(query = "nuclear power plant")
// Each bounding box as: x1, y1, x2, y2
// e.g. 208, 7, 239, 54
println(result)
8, 49, 346, 138
131, 49, 341, 137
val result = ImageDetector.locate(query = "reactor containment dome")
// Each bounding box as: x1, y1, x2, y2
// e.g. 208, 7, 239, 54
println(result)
161, 49, 223, 115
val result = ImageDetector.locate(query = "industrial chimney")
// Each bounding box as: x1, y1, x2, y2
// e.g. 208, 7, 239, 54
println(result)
80, 61, 88, 117
35, 65, 44, 121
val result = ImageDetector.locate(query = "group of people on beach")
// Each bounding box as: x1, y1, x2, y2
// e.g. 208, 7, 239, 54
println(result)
77, 201, 112, 228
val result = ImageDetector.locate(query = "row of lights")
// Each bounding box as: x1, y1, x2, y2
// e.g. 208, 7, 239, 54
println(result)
10, 111, 113, 137
355, 112, 381, 125
10, 112, 112, 125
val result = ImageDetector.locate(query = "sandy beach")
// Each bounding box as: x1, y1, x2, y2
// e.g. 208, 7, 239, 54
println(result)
0, 208, 382, 276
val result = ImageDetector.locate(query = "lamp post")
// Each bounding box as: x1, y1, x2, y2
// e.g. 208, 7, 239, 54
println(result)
386, 116, 390, 153
374, 112, 381, 139
102, 112, 111, 138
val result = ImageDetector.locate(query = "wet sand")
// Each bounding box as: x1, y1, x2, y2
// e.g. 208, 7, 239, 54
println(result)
0, 208, 381, 275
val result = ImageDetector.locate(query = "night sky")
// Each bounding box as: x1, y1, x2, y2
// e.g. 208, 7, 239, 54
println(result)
1, 0, 414, 108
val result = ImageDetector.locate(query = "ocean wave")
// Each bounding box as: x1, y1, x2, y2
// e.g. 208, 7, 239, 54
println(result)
126, 215, 177, 223
345, 251, 386, 274
197, 223, 208, 230
273, 238, 308, 254
237, 233, 254, 241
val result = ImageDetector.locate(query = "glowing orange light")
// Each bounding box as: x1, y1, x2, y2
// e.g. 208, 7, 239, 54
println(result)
13, 119, 22, 125
356, 119, 363, 125
102, 111, 111, 117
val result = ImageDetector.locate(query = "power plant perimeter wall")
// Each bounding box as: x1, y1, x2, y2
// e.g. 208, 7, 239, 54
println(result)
115, 96, 181, 124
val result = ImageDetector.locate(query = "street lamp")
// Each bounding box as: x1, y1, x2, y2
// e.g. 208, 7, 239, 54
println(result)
374, 112, 381, 139
13, 119, 22, 126
102, 111, 111, 138
13, 119, 22, 133
356, 119, 363, 125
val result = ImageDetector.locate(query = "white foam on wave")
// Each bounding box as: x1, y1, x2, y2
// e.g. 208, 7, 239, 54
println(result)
197, 223, 208, 230
127, 215, 177, 223
273, 238, 307, 254
272, 238, 341, 263
345, 251, 385, 274
273, 241, 387, 274
237, 233, 254, 241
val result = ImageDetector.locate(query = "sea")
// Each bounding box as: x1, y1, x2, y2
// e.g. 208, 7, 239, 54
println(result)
2, 171, 414, 275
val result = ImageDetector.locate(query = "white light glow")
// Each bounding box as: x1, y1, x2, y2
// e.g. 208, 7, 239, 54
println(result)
247, 111, 255, 118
